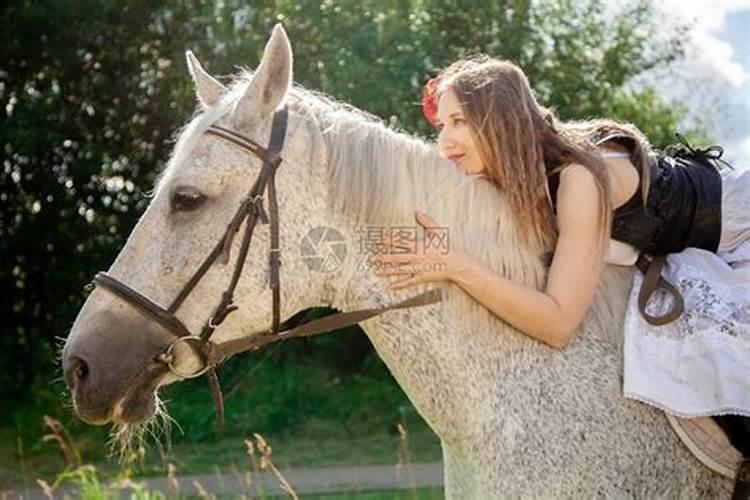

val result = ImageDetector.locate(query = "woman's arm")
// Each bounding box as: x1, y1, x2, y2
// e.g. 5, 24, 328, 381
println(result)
449, 164, 607, 348
370, 164, 607, 348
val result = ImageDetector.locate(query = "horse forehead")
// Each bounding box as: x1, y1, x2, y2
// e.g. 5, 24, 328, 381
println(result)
164, 109, 317, 194
172, 136, 250, 179
187, 135, 238, 165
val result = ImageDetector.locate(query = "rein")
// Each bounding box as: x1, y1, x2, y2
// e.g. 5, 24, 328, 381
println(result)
92, 105, 441, 423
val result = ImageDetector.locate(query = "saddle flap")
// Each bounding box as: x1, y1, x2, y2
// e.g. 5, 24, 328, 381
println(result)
665, 412, 743, 478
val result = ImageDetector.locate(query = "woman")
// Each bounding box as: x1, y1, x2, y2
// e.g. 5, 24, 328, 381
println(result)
368, 56, 749, 448
371, 56, 746, 346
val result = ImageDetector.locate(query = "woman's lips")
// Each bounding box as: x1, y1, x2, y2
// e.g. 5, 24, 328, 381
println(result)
448, 154, 465, 165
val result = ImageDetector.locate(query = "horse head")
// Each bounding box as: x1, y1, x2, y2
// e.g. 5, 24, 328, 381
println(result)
62, 25, 339, 425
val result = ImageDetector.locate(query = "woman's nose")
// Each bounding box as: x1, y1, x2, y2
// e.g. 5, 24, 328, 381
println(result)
437, 130, 455, 157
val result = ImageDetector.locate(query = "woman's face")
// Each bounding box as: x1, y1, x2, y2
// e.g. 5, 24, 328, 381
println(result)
436, 89, 485, 176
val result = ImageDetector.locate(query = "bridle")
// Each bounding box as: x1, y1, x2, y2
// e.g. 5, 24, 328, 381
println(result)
91, 104, 441, 423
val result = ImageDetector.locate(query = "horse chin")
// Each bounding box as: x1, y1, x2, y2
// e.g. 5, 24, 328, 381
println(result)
72, 386, 158, 425
110, 369, 165, 424
72, 401, 114, 426
111, 390, 157, 424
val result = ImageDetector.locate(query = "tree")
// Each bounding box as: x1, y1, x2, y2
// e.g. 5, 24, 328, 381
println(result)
1, 0, 695, 406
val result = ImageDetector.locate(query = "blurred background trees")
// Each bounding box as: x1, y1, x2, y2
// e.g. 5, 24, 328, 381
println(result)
2, 0, 695, 467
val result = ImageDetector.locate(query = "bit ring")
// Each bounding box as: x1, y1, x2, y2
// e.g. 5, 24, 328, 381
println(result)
161, 335, 210, 379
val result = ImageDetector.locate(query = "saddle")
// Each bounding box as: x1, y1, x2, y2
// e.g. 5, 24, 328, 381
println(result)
666, 413, 743, 479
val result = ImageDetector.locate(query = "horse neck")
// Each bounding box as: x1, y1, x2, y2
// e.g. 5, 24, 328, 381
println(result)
323, 213, 468, 440
312, 108, 574, 444
316, 126, 485, 442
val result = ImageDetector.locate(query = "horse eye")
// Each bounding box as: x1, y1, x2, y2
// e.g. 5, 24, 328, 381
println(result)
171, 187, 206, 212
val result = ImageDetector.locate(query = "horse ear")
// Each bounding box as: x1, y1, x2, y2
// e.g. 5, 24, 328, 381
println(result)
232, 23, 292, 128
185, 50, 227, 107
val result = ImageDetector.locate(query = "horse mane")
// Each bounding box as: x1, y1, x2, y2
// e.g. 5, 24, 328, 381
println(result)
159, 70, 628, 347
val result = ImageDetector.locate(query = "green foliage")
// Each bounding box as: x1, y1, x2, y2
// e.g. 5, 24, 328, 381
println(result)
1, 0, 203, 400
164, 338, 416, 439
2, 0, 698, 411
4, 341, 441, 488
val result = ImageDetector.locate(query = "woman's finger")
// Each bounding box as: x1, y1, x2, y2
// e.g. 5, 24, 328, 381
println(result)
389, 281, 413, 291
389, 274, 422, 290
415, 210, 438, 228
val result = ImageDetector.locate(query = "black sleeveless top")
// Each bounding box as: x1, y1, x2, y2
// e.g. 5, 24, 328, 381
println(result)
547, 138, 724, 256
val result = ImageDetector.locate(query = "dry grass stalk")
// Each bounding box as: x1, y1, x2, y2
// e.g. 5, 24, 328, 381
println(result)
167, 462, 179, 495
397, 421, 418, 498
42, 415, 81, 467
35, 478, 54, 500
192, 479, 213, 499
245, 433, 298, 500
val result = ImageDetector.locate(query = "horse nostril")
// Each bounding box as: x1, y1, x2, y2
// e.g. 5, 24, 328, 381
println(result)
65, 356, 89, 389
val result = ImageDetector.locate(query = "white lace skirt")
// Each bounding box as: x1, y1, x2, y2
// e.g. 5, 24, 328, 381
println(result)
623, 167, 750, 417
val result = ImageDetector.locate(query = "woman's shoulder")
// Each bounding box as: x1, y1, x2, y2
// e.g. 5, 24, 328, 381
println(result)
558, 162, 596, 184
547, 162, 600, 212
556, 163, 600, 207
553, 164, 608, 251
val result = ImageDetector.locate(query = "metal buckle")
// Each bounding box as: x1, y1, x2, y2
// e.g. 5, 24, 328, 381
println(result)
208, 315, 219, 329
160, 335, 211, 379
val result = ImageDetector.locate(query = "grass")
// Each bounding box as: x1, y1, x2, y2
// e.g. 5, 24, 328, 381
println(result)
2, 335, 444, 495
9, 409, 442, 499
151, 418, 441, 476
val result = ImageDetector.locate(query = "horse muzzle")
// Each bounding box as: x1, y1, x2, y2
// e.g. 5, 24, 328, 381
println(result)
62, 303, 174, 424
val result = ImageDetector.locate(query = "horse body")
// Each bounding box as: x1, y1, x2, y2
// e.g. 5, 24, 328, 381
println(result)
62, 25, 730, 498
351, 269, 729, 497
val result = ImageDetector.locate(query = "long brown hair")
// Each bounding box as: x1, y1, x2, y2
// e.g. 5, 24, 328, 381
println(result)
436, 56, 653, 255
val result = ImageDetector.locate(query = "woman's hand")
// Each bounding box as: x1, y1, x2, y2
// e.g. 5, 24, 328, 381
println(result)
367, 211, 469, 291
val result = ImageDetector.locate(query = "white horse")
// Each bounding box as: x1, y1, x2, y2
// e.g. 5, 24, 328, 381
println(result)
62, 25, 730, 498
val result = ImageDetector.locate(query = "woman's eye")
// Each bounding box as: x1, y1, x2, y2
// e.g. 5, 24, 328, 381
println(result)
171, 187, 207, 212
454, 118, 465, 125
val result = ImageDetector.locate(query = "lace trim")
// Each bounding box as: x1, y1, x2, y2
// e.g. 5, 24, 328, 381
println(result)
622, 391, 750, 418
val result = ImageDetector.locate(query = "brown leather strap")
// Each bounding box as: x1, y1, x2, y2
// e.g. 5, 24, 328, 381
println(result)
168, 183, 262, 313
205, 125, 271, 161
207, 289, 443, 365
205, 368, 224, 426
202, 289, 441, 423
635, 254, 684, 326
93, 272, 194, 338
268, 166, 281, 337
197, 107, 288, 342
199, 195, 264, 341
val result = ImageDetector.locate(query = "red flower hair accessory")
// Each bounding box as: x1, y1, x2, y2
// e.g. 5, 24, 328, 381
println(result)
421, 77, 441, 128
